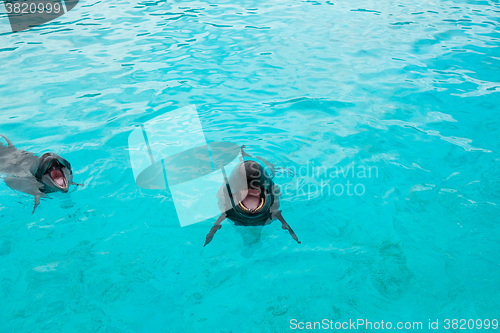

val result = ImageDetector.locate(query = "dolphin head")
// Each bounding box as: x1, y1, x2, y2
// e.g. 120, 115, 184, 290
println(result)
31, 153, 73, 193
230, 160, 274, 216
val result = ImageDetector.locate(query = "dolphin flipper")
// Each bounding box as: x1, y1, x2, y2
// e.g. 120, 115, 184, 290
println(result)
274, 210, 301, 244
204, 213, 226, 247
0, 135, 15, 148
32, 195, 40, 214
4, 176, 46, 213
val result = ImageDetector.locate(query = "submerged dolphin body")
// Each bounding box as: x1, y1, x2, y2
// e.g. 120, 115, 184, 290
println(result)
0, 135, 81, 213
204, 146, 300, 246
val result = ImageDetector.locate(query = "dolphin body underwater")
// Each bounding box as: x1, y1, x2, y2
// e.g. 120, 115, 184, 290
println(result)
204, 147, 300, 246
0, 135, 81, 213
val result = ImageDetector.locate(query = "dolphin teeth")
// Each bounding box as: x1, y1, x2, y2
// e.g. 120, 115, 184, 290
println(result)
238, 202, 249, 211
255, 198, 264, 211
238, 198, 265, 212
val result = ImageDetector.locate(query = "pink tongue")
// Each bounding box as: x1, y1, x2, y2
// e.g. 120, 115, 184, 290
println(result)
51, 170, 65, 187
247, 188, 260, 196
242, 189, 261, 210
243, 196, 260, 210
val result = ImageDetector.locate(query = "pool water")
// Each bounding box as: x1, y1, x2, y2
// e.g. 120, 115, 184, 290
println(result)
1, 0, 499, 331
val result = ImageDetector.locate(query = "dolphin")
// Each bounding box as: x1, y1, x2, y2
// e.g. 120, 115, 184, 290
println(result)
0, 135, 82, 213
204, 146, 300, 246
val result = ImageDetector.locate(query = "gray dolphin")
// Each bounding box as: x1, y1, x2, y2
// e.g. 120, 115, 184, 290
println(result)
0, 135, 82, 213
204, 146, 300, 246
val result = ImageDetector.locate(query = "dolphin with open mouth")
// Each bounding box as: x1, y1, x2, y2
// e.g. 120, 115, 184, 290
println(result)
204, 147, 300, 246
0, 135, 82, 213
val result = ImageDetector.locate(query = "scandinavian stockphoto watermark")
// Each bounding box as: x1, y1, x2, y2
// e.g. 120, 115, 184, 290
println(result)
276, 162, 379, 201
3, 0, 78, 32
290, 318, 499, 330
127, 105, 379, 227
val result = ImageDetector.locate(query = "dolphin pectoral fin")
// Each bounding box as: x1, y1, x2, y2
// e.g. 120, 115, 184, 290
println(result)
204, 213, 226, 247
284, 224, 300, 244
204, 225, 222, 247
4, 177, 45, 213
32, 196, 40, 214
0, 134, 15, 148
274, 211, 301, 244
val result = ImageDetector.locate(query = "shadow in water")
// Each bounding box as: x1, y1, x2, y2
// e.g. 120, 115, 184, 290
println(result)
233, 225, 264, 258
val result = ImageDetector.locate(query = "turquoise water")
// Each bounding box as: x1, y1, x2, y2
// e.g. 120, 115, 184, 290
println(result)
1, 0, 500, 331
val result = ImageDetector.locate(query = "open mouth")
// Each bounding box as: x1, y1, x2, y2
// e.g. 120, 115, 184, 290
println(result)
238, 187, 266, 214
46, 162, 67, 188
